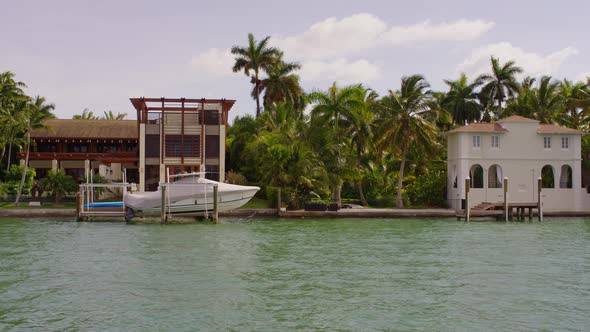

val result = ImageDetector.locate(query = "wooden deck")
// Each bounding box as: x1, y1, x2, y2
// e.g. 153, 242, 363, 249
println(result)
456, 202, 541, 221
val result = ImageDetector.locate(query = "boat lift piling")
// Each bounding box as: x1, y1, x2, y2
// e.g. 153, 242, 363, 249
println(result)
213, 185, 219, 223
77, 182, 132, 221
160, 184, 167, 223
538, 177, 543, 222
465, 177, 470, 223
504, 177, 509, 222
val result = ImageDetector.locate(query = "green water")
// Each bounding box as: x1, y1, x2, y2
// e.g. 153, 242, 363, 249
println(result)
1, 218, 589, 331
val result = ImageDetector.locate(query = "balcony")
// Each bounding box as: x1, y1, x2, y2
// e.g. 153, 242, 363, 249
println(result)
18, 152, 138, 163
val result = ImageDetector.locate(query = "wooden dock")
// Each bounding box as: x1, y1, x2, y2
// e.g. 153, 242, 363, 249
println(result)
456, 202, 541, 221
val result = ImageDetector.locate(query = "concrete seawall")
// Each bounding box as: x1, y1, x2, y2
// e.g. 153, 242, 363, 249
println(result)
1, 208, 589, 220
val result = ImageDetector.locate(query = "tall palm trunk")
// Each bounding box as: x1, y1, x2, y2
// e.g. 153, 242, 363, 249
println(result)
357, 182, 368, 206
331, 181, 342, 206
356, 146, 368, 206
396, 140, 409, 208
6, 143, 12, 171
254, 74, 261, 118
15, 131, 30, 205
0, 145, 5, 168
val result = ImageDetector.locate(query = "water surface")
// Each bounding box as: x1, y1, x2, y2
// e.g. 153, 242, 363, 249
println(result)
1, 218, 589, 331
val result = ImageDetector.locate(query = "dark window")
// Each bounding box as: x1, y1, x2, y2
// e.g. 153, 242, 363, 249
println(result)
205, 165, 219, 181
65, 168, 85, 181
145, 135, 160, 158
470, 164, 484, 188
203, 110, 220, 125
96, 144, 121, 153
542, 165, 555, 188
182, 135, 200, 157
559, 165, 572, 188
145, 165, 160, 191
35, 143, 58, 152
165, 135, 182, 157
65, 143, 88, 153
125, 143, 138, 152
205, 135, 220, 158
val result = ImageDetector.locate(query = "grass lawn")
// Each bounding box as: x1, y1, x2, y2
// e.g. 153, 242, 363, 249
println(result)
0, 202, 76, 209
241, 197, 273, 209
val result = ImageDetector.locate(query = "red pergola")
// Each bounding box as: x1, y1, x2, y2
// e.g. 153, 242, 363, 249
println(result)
129, 97, 236, 125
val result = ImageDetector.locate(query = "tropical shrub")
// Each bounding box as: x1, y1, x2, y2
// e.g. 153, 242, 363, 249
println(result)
4, 165, 35, 195
39, 170, 78, 204
225, 170, 248, 185
405, 170, 447, 207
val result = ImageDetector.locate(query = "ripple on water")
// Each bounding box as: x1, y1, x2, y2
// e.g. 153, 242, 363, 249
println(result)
0, 217, 589, 331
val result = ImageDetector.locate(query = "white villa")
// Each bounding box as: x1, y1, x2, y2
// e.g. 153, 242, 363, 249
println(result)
447, 115, 590, 212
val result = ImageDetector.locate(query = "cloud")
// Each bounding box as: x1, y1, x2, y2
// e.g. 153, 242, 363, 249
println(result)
382, 19, 495, 46
190, 48, 234, 77
300, 58, 381, 84
575, 72, 590, 82
189, 14, 495, 79
456, 42, 579, 78
275, 14, 494, 60
275, 13, 388, 60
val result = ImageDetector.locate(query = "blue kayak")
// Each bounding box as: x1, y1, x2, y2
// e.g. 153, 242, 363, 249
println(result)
83, 202, 124, 208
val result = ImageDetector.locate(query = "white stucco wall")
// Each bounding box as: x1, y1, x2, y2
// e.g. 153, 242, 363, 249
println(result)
447, 120, 590, 212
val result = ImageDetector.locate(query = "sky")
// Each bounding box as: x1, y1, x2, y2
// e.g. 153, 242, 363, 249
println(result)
1, 0, 589, 120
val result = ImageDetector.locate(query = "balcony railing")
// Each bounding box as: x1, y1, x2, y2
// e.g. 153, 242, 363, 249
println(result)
18, 152, 138, 162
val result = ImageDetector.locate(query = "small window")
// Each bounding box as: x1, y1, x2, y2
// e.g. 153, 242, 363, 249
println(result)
544, 136, 551, 149
491, 135, 499, 148
472, 135, 481, 148
561, 137, 569, 149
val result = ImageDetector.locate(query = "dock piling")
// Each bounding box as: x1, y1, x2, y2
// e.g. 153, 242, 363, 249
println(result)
537, 177, 543, 222
503, 177, 508, 222
465, 177, 470, 223
277, 188, 282, 216
213, 185, 219, 223
161, 184, 167, 223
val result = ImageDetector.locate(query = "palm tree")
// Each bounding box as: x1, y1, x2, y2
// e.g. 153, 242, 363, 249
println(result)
257, 53, 302, 109
309, 83, 364, 205
529, 76, 563, 124
341, 87, 377, 206
0, 71, 28, 167
102, 110, 127, 120
72, 108, 98, 120
504, 76, 536, 118
442, 73, 482, 125
478, 56, 523, 116
557, 79, 590, 129
39, 170, 77, 204
15, 96, 56, 205
231, 33, 281, 117
376, 75, 438, 208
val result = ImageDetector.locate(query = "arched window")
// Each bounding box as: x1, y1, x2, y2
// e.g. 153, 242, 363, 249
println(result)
470, 164, 484, 188
541, 165, 555, 188
452, 165, 457, 188
559, 165, 572, 188
488, 165, 503, 188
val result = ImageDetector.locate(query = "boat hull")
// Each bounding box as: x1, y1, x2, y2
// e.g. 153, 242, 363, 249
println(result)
127, 187, 259, 217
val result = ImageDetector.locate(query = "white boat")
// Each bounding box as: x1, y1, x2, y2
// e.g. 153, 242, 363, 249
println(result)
123, 175, 260, 218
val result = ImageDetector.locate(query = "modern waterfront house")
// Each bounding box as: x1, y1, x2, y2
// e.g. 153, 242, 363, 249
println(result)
130, 97, 235, 191
447, 115, 590, 212
19, 97, 234, 193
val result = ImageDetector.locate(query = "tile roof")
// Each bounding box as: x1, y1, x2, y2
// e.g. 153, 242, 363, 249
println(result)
31, 119, 137, 140
537, 124, 585, 134
496, 115, 539, 123
447, 123, 508, 134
